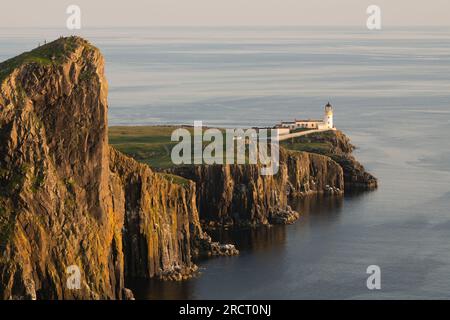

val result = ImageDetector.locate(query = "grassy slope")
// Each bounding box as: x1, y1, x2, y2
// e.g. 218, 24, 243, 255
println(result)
109, 126, 190, 169
109, 126, 245, 169
280, 130, 340, 155
280, 140, 331, 154
0, 36, 85, 84
109, 126, 333, 169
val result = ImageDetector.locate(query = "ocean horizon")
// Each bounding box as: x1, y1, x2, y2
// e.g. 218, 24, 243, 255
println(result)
1, 26, 450, 299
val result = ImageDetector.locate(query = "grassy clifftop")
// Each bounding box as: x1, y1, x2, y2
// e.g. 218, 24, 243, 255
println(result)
0, 36, 93, 84
109, 125, 273, 169
109, 126, 339, 169
280, 130, 355, 155
109, 126, 185, 168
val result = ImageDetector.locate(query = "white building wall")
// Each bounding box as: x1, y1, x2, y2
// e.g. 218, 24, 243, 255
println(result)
275, 128, 291, 136
323, 113, 333, 129
295, 121, 321, 129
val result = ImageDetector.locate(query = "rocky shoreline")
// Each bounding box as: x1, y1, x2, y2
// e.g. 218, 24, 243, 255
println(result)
167, 134, 375, 229
269, 206, 300, 225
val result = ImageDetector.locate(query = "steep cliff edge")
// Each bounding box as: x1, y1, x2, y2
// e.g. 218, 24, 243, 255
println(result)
0, 37, 123, 299
0, 37, 231, 300
0, 36, 376, 298
169, 130, 376, 227
281, 130, 378, 190
109, 147, 237, 281
110, 126, 375, 228
169, 148, 344, 227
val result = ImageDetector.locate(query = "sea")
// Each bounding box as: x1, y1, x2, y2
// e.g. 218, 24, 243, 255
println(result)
1, 26, 450, 299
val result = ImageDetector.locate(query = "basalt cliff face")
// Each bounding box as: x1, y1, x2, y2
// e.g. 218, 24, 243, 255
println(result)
286, 130, 378, 190
109, 148, 237, 282
0, 37, 230, 300
0, 36, 377, 299
0, 37, 121, 299
169, 148, 345, 227
169, 131, 377, 227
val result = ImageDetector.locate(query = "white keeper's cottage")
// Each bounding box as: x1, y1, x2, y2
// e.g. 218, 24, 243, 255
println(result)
278, 102, 334, 131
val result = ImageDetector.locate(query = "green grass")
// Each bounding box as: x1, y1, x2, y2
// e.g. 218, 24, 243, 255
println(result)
281, 141, 332, 154
290, 127, 313, 133
280, 130, 343, 155
294, 130, 337, 141
109, 126, 185, 168
109, 126, 271, 169
109, 126, 338, 169
0, 36, 84, 84
280, 130, 356, 172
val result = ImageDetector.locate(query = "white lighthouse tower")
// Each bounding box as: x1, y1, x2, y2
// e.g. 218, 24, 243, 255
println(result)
324, 102, 334, 129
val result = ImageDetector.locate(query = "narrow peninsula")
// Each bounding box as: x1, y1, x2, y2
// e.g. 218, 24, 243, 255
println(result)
0, 37, 377, 300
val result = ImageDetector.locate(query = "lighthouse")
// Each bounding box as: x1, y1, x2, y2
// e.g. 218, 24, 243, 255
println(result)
276, 102, 335, 133
324, 102, 333, 129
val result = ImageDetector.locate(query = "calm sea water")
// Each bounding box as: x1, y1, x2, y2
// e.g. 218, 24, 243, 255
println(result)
1, 27, 450, 299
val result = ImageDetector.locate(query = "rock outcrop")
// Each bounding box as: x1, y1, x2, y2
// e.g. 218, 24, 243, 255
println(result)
169, 130, 377, 227
0, 37, 235, 299
0, 37, 123, 299
283, 130, 378, 190
109, 148, 237, 282
109, 148, 198, 281
169, 148, 344, 227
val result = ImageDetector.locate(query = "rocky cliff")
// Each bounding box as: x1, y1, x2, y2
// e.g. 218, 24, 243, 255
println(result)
109, 147, 237, 282
169, 130, 377, 227
0, 37, 234, 300
282, 130, 378, 190
169, 148, 344, 227
0, 37, 122, 299
0, 36, 377, 299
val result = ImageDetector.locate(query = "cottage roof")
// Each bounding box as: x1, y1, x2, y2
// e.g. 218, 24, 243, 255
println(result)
295, 119, 323, 123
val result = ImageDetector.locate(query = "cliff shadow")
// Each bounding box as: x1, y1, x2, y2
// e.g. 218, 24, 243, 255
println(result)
206, 225, 287, 255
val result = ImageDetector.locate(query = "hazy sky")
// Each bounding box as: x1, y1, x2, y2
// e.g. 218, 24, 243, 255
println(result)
1, 0, 449, 27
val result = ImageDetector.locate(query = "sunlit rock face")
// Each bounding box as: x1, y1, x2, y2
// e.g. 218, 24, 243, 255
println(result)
0, 37, 217, 299
169, 148, 345, 227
